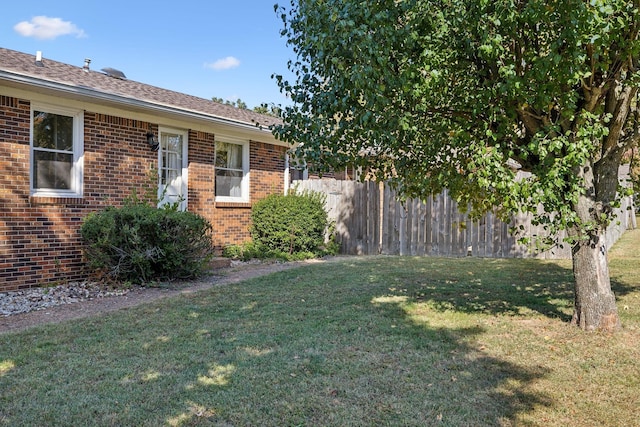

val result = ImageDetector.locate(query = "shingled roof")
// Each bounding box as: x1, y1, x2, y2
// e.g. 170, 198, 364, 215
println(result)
0, 47, 282, 129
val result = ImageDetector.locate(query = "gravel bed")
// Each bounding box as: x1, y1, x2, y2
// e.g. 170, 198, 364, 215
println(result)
0, 259, 322, 319
0, 282, 130, 317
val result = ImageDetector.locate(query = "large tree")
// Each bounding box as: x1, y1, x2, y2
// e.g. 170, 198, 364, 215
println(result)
273, 0, 640, 332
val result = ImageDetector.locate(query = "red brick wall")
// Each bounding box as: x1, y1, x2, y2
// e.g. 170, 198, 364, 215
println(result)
84, 113, 159, 206
0, 103, 160, 291
0, 95, 287, 291
187, 130, 216, 218
209, 141, 287, 251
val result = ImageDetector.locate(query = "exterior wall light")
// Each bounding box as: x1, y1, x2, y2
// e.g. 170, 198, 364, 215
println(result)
146, 132, 159, 151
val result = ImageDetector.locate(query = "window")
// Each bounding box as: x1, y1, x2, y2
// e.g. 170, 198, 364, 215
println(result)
31, 105, 83, 197
158, 128, 188, 210
215, 139, 249, 202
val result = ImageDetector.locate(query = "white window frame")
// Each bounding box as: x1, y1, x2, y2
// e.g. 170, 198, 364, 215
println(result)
30, 103, 84, 198
215, 136, 250, 203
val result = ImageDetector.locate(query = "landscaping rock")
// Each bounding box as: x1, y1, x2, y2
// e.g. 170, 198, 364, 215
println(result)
0, 282, 129, 317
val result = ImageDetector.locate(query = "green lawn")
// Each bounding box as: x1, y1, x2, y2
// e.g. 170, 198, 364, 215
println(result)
1, 230, 639, 426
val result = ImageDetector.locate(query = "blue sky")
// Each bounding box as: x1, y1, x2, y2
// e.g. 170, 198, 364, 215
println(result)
1, 1, 295, 109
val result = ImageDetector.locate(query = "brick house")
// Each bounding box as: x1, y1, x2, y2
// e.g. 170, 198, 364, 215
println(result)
0, 47, 292, 292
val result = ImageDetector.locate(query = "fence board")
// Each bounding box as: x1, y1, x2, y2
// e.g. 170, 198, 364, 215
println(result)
293, 179, 634, 259
425, 195, 433, 255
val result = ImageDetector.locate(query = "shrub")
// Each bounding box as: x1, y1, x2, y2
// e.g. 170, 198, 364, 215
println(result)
246, 190, 338, 259
223, 241, 331, 262
81, 201, 214, 284
222, 241, 265, 261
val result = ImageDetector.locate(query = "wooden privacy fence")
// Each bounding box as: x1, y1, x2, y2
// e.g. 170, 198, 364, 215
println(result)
293, 179, 636, 259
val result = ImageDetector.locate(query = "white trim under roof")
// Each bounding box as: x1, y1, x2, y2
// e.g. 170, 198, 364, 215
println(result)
0, 69, 283, 144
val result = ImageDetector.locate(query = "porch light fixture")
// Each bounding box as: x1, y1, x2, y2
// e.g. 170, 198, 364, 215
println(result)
146, 132, 159, 151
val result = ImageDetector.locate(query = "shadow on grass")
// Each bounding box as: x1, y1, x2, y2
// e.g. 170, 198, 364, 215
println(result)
1, 254, 637, 426
375, 257, 635, 323
370, 299, 554, 425
611, 278, 636, 302
168, 270, 557, 426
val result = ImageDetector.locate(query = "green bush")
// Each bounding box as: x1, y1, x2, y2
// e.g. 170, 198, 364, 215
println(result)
245, 190, 338, 259
222, 241, 265, 261
81, 201, 214, 284
223, 240, 333, 262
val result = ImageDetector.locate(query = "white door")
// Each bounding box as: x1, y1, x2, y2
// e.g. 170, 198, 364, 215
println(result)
158, 128, 188, 210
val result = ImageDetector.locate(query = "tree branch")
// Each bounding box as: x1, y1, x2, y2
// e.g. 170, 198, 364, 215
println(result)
603, 86, 638, 159
516, 105, 543, 137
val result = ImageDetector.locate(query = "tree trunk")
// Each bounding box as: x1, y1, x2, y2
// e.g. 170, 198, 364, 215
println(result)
570, 227, 621, 332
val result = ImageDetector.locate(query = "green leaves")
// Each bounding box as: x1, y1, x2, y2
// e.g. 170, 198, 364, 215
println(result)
81, 203, 214, 284
250, 191, 333, 255
274, 0, 640, 233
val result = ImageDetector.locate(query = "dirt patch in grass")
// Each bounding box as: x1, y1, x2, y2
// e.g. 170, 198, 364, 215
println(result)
0, 258, 333, 335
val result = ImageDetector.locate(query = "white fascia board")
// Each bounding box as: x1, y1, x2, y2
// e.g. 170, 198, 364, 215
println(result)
0, 70, 281, 142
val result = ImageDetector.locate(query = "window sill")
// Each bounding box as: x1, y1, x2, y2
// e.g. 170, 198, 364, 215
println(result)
214, 201, 251, 208
29, 195, 85, 206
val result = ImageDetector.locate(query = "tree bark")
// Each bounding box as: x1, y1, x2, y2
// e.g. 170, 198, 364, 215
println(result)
571, 230, 620, 332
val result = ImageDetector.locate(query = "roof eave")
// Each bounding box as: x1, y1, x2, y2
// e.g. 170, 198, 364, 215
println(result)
0, 69, 277, 136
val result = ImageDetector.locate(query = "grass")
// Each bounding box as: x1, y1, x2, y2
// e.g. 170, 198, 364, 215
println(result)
1, 230, 639, 426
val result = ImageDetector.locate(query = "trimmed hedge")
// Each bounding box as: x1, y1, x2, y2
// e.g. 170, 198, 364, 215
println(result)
81, 202, 214, 284
250, 190, 330, 255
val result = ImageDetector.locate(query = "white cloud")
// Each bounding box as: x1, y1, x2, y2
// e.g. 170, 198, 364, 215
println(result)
205, 56, 240, 71
14, 16, 86, 40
